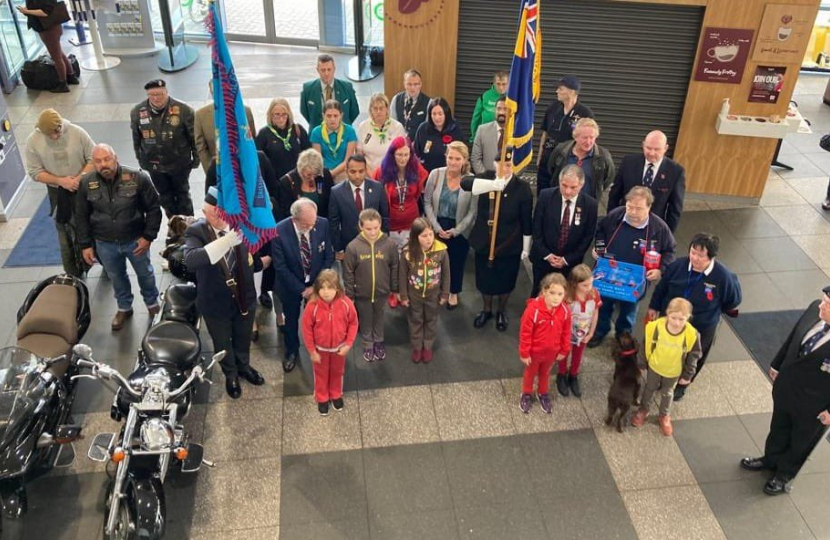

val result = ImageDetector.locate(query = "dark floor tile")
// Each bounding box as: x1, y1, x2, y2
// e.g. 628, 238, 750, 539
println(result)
280, 518, 370, 540
674, 210, 731, 241
715, 208, 788, 239
699, 479, 814, 540
518, 430, 616, 497
282, 348, 358, 397
726, 311, 803, 375
741, 237, 817, 273
673, 416, 766, 484
738, 413, 773, 454
789, 472, 830, 540
711, 233, 764, 274
455, 504, 547, 539
442, 437, 533, 511
368, 509, 459, 540
363, 444, 452, 515
542, 491, 639, 540
280, 450, 367, 525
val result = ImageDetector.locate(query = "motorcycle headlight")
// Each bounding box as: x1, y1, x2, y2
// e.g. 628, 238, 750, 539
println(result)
139, 418, 174, 452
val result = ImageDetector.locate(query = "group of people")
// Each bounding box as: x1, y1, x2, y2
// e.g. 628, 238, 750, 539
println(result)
21, 51, 830, 494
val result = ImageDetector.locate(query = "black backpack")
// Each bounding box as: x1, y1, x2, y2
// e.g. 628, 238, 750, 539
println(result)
21, 54, 80, 90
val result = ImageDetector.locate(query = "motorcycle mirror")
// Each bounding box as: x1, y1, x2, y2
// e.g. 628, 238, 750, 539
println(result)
207, 351, 226, 370
72, 344, 93, 361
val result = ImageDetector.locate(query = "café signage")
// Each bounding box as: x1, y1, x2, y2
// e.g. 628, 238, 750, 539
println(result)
752, 4, 815, 64
694, 27, 754, 84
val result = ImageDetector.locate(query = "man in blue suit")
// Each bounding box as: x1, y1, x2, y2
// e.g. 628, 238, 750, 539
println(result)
329, 154, 389, 260
272, 198, 335, 372
300, 54, 359, 131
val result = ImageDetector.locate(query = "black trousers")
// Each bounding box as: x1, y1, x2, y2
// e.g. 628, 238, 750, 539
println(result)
531, 260, 569, 298
279, 292, 303, 358
203, 309, 254, 377
690, 323, 719, 381
150, 169, 194, 217
763, 399, 827, 479
437, 217, 469, 294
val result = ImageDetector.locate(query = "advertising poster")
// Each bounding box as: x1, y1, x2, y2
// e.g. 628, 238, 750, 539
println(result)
752, 4, 816, 64
694, 27, 754, 84
748, 66, 786, 103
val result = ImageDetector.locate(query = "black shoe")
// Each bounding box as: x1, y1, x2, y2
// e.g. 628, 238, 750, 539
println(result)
496, 312, 508, 332
569, 374, 582, 398
239, 367, 265, 386
473, 311, 493, 328
556, 374, 570, 397
587, 334, 606, 348
740, 457, 769, 472
283, 352, 297, 373
259, 292, 273, 309
332, 397, 344, 411
66, 74, 80, 85
823, 197, 830, 211
50, 81, 70, 93
225, 376, 242, 399
251, 329, 259, 342
673, 384, 688, 402
318, 402, 329, 416
763, 476, 789, 496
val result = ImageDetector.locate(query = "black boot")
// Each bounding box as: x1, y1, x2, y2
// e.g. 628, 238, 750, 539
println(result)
66, 74, 80, 85
556, 374, 570, 397
673, 384, 688, 402
568, 374, 582, 398
50, 81, 70, 93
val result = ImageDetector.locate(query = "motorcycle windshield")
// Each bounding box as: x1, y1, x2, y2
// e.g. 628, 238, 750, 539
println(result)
0, 347, 44, 451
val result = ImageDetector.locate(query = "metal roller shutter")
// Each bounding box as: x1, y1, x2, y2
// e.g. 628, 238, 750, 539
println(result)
455, 0, 704, 168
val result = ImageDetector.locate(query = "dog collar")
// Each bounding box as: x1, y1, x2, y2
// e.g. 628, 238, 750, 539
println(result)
619, 348, 638, 356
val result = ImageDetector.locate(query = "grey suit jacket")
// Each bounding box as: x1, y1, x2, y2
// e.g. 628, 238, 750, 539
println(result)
471, 121, 501, 176
194, 104, 256, 172
423, 167, 478, 239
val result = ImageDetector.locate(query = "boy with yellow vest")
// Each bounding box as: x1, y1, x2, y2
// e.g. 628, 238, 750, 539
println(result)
632, 298, 701, 436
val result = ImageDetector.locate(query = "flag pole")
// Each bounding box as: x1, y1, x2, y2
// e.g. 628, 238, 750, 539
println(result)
487, 108, 514, 266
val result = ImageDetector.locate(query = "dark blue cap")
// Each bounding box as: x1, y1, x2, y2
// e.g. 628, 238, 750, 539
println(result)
557, 75, 581, 92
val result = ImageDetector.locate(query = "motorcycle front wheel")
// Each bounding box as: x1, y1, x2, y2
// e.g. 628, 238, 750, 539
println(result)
103, 481, 138, 540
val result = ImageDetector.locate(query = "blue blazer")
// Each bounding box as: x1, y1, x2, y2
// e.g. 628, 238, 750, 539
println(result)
328, 179, 389, 252
271, 216, 334, 299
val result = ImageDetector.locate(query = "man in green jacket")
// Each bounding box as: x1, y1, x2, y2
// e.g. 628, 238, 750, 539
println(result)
300, 54, 359, 131
469, 71, 509, 143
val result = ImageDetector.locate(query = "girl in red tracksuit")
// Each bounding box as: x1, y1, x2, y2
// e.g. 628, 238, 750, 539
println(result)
518, 272, 571, 415
301, 269, 358, 417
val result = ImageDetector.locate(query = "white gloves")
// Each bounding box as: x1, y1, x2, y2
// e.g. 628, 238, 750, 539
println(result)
520, 235, 532, 260
204, 229, 242, 265
471, 177, 507, 196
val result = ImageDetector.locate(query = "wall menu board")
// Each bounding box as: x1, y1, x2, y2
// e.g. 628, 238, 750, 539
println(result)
694, 27, 754, 84
751, 4, 816, 64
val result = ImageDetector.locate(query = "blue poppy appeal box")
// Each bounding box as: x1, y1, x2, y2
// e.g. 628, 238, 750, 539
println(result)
593, 257, 646, 303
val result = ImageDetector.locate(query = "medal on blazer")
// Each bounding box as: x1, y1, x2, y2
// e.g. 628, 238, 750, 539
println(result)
821, 358, 830, 372
574, 207, 581, 226
424, 140, 433, 153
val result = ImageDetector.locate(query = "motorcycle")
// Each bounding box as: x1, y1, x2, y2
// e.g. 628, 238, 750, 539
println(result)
0, 274, 91, 525
73, 282, 224, 540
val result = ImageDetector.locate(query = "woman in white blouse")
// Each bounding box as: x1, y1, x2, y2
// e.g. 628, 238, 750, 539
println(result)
357, 93, 406, 176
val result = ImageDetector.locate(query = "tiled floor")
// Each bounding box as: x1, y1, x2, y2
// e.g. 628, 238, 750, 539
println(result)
0, 41, 828, 539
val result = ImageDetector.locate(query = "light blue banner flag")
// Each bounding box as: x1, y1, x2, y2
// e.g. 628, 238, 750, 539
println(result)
207, 1, 276, 252
505, 0, 542, 173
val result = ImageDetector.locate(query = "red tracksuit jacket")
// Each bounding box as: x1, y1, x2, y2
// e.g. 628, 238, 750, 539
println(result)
519, 297, 572, 361
301, 295, 359, 352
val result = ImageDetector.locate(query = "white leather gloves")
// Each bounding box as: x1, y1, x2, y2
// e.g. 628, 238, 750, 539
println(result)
471, 177, 508, 196
204, 229, 243, 264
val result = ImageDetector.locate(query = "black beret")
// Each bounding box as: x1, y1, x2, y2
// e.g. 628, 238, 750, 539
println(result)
144, 79, 167, 90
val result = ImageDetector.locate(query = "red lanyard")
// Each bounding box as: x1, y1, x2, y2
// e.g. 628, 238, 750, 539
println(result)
606, 218, 650, 257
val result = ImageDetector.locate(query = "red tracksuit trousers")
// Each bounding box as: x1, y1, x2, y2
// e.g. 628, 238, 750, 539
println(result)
522, 357, 556, 395
313, 352, 346, 403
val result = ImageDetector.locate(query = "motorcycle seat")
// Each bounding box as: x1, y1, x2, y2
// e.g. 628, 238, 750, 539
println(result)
16, 284, 78, 374
141, 321, 201, 369
162, 283, 199, 326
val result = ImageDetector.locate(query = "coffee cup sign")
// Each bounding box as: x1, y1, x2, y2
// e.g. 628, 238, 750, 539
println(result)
752, 4, 814, 64
778, 14, 793, 41
694, 27, 754, 84
707, 44, 740, 62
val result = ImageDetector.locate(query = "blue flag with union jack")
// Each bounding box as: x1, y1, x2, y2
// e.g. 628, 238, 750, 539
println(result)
505, 0, 542, 173
206, 2, 276, 252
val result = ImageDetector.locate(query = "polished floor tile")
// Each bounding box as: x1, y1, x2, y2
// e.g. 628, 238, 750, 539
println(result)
369, 509, 459, 540
708, 361, 774, 415
623, 485, 726, 540
673, 416, 767, 483
281, 392, 362, 455
431, 380, 515, 441
357, 385, 441, 448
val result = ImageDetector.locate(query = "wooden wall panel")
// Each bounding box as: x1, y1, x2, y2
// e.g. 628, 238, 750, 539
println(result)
383, 0, 460, 108
674, 0, 820, 198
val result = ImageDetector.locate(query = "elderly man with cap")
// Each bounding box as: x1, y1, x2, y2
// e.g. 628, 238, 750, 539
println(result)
548, 118, 615, 209
461, 147, 533, 332
75, 144, 162, 331
536, 75, 594, 194
25, 109, 95, 277
741, 286, 830, 496
130, 79, 198, 218
183, 187, 266, 399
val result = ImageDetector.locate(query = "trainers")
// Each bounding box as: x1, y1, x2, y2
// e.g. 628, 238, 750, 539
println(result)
631, 408, 648, 427
658, 415, 673, 436
421, 349, 433, 363
111, 309, 133, 331
538, 393, 552, 414
363, 347, 375, 363
332, 397, 344, 411
568, 374, 582, 398
411, 349, 422, 363
374, 342, 387, 361
673, 384, 687, 402
318, 402, 329, 416
556, 374, 570, 397
519, 393, 533, 414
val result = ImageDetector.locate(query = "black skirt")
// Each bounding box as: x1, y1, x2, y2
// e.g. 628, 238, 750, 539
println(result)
474, 252, 521, 295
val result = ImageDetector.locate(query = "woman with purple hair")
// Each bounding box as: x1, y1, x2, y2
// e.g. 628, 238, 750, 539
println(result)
373, 136, 428, 307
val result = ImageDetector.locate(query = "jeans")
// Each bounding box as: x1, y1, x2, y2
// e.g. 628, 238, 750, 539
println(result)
595, 299, 639, 338
95, 239, 159, 311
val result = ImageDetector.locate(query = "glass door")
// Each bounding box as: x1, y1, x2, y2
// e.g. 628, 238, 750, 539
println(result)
0, 0, 26, 75
222, 0, 267, 41
272, 0, 318, 43
9, 0, 39, 59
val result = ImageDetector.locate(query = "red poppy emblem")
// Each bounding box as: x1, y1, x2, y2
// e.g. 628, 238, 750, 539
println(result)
706, 291, 714, 301
442, 134, 452, 144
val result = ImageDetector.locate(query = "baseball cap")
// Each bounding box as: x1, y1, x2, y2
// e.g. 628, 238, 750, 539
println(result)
557, 75, 581, 92
37, 109, 62, 134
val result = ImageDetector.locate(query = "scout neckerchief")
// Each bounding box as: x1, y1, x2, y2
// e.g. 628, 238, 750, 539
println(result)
371, 118, 392, 145
268, 124, 293, 151
321, 122, 345, 158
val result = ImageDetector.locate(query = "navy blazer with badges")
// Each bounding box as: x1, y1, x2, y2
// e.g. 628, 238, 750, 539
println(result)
183, 219, 260, 319
299, 78, 359, 131
771, 301, 830, 414
531, 188, 598, 267
271, 216, 335, 299
328, 179, 389, 252
608, 154, 686, 232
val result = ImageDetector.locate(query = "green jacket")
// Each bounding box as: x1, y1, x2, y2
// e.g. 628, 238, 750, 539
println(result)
300, 78, 359, 131
469, 85, 502, 143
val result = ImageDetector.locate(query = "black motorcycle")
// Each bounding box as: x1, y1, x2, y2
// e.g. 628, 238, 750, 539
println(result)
73, 282, 224, 540
0, 274, 91, 526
